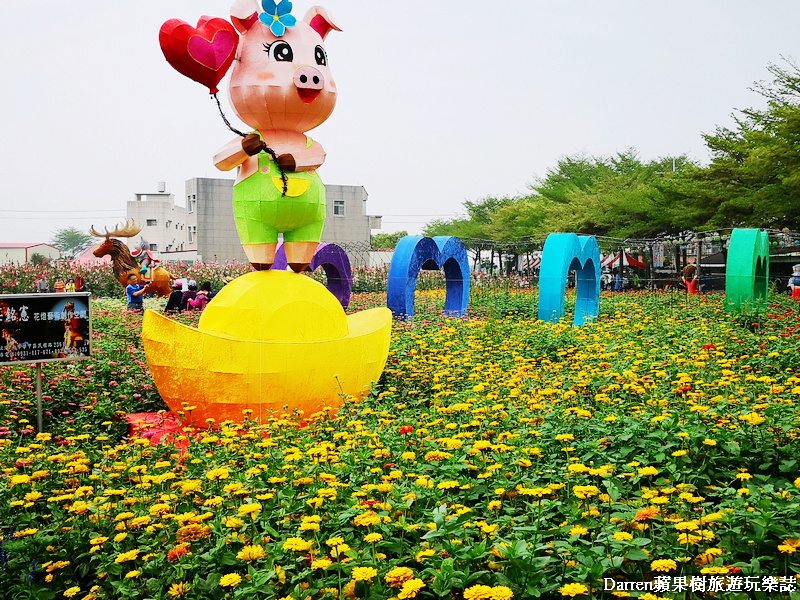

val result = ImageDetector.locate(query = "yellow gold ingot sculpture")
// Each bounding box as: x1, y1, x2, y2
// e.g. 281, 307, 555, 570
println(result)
142, 271, 391, 424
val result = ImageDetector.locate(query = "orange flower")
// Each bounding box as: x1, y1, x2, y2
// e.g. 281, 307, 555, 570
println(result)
634, 506, 660, 522
167, 543, 191, 562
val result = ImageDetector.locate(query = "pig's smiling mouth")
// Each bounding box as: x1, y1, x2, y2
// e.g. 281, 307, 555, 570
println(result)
297, 88, 321, 103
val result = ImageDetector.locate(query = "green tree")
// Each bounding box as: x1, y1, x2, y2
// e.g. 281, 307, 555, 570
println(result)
370, 231, 408, 249
50, 227, 93, 259
29, 252, 49, 266
529, 153, 612, 204
676, 58, 800, 229
540, 150, 693, 237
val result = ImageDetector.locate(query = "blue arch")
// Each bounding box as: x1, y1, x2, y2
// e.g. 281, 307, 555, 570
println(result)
537, 233, 600, 326
387, 236, 471, 319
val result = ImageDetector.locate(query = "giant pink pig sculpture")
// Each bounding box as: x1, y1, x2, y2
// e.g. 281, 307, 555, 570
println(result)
215, 0, 341, 272
159, 0, 340, 271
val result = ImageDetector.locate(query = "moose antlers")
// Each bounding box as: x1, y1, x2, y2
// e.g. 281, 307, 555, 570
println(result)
89, 219, 143, 239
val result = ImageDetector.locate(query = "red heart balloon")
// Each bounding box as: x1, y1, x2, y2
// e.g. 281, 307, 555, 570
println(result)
159, 16, 239, 94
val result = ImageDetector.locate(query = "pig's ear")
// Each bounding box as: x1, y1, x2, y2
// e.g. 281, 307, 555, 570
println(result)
303, 6, 342, 40
230, 0, 260, 32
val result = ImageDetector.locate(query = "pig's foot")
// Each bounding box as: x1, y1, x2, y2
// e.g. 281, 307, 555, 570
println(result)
288, 262, 311, 273
243, 243, 277, 271
284, 242, 318, 273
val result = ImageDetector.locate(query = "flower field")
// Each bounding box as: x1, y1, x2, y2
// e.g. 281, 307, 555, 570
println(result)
1, 287, 800, 599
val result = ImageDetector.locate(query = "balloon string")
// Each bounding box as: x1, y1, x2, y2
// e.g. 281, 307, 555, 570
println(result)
212, 93, 288, 197
213, 93, 247, 137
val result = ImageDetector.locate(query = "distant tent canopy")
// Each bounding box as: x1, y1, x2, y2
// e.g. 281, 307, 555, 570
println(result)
601, 252, 646, 269
519, 256, 541, 270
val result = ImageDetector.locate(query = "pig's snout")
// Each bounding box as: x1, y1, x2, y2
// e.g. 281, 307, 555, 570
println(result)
294, 66, 324, 103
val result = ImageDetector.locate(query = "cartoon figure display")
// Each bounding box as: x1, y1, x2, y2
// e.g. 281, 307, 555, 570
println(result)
160, 0, 340, 272
151, 2, 392, 426
131, 238, 158, 276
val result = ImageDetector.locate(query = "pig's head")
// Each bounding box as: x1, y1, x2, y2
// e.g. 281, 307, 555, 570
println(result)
228, 0, 341, 133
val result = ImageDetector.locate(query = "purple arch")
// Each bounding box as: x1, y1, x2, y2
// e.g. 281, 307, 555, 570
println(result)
273, 242, 353, 309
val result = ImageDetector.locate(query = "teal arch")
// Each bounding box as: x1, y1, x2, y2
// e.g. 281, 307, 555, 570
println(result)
725, 229, 770, 311
537, 233, 601, 326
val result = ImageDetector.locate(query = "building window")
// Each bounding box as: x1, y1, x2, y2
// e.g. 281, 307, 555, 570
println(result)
146, 219, 157, 226
188, 226, 197, 243
188, 227, 193, 242
166, 220, 172, 229
149, 244, 158, 251
333, 200, 346, 216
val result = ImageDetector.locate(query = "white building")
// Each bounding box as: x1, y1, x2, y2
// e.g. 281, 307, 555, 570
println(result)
0, 243, 62, 265
126, 182, 198, 260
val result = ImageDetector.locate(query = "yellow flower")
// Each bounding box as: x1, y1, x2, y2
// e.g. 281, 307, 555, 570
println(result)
700, 566, 729, 574
559, 583, 589, 597
702, 439, 717, 446
572, 485, 599, 499
125, 570, 141, 579
489, 587, 514, 600
353, 511, 381, 527
236, 544, 266, 562
351, 566, 378, 581
651, 559, 677, 572
569, 525, 589, 536
385, 566, 414, 588
114, 549, 140, 564
398, 578, 426, 599
283, 537, 313, 552
238, 503, 262, 517
613, 532, 633, 541
64, 587, 81, 598
638, 466, 659, 477
219, 573, 242, 587
312, 559, 333, 570
464, 585, 493, 600
167, 582, 190, 597
416, 549, 436, 561
326, 536, 345, 547
13, 528, 39, 538
364, 533, 383, 544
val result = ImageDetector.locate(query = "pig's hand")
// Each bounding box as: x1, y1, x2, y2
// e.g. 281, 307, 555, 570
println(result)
242, 134, 267, 156
276, 154, 297, 171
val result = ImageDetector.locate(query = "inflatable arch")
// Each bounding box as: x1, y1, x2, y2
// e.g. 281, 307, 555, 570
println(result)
725, 228, 769, 311
537, 233, 601, 326
273, 242, 353, 309
387, 236, 470, 319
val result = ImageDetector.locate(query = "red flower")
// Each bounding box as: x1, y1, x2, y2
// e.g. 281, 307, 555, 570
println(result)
702, 343, 715, 350
399, 425, 413, 435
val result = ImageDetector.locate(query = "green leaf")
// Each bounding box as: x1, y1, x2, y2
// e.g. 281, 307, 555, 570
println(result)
625, 548, 649, 561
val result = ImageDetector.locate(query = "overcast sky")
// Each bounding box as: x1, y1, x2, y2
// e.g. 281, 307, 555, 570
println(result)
1, 1, 798, 244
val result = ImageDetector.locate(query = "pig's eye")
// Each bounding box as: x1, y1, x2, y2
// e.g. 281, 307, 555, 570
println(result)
315, 46, 327, 66
264, 41, 293, 62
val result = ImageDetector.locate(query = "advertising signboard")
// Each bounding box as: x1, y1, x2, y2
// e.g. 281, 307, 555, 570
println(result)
0, 292, 91, 365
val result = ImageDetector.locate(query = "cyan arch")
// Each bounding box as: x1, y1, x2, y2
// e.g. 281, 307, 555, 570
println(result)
725, 228, 770, 312
537, 233, 601, 326
387, 235, 470, 319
